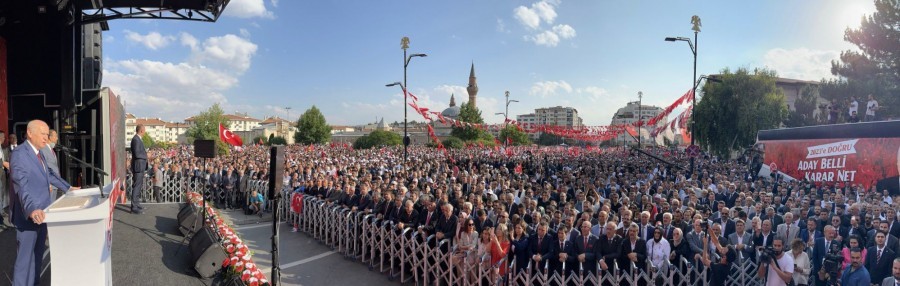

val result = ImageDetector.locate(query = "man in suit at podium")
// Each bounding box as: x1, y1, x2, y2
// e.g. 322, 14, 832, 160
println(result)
130, 124, 148, 214
10, 120, 79, 286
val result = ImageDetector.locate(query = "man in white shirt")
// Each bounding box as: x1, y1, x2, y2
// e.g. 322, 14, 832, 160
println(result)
866, 94, 879, 122
759, 237, 794, 286
849, 96, 859, 116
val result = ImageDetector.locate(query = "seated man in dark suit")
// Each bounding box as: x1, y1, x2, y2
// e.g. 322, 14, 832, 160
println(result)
570, 221, 598, 274
595, 222, 622, 272
433, 203, 458, 245
550, 225, 574, 276
618, 223, 648, 273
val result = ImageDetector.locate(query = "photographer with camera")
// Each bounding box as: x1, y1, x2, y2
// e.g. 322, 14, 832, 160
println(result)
757, 236, 794, 286
813, 225, 844, 286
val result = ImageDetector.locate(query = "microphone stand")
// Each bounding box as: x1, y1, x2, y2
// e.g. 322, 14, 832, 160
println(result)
59, 149, 109, 198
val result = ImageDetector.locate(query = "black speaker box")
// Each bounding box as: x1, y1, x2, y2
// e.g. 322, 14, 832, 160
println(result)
194, 140, 216, 158
190, 228, 227, 278
178, 204, 201, 236
268, 146, 285, 198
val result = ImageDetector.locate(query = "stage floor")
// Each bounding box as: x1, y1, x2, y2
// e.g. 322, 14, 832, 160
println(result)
0, 203, 393, 286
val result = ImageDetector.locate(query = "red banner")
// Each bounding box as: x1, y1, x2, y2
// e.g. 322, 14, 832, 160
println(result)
760, 138, 900, 189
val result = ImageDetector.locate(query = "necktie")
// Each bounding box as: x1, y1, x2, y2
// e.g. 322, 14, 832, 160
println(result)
560, 241, 564, 250
584, 237, 588, 250
538, 237, 542, 248
878, 249, 882, 263
426, 212, 432, 225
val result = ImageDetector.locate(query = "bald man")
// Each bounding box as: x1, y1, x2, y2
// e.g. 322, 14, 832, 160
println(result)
9, 120, 79, 286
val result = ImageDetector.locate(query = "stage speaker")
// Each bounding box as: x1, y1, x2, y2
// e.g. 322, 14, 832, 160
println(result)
194, 140, 216, 158
82, 22, 102, 90
268, 146, 284, 198
178, 204, 201, 236
190, 228, 227, 278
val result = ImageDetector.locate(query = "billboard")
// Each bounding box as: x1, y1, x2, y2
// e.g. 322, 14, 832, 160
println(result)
758, 121, 900, 194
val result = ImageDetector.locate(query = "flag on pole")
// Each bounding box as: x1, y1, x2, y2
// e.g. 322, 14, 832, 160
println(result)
219, 124, 243, 147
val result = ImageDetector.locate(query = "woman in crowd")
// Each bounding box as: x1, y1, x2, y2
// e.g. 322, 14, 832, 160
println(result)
840, 235, 866, 272
453, 218, 479, 281
790, 238, 811, 286
509, 221, 530, 274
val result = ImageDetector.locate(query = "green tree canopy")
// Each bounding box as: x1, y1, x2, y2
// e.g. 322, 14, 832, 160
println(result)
498, 125, 531, 146
441, 136, 465, 149
141, 133, 157, 149
828, 0, 900, 119
784, 84, 821, 127
294, 106, 331, 145
353, 130, 402, 149
693, 68, 788, 157
536, 132, 563, 146
268, 136, 288, 145
185, 103, 230, 155
451, 102, 493, 141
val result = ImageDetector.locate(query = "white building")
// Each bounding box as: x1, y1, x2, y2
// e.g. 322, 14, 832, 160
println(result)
184, 113, 261, 132
125, 113, 191, 144
235, 116, 298, 145
516, 106, 583, 139
610, 101, 677, 146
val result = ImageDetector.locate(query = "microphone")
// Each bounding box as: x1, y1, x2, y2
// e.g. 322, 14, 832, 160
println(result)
54, 145, 78, 153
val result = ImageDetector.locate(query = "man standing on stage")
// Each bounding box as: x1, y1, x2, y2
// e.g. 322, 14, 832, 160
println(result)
39, 129, 60, 200
130, 124, 148, 214
10, 120, 78, 286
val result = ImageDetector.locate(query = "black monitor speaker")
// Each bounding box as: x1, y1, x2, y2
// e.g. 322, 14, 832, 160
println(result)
268, 146, 284, 198
194, 140, 216, 158
189, 227, 227, 278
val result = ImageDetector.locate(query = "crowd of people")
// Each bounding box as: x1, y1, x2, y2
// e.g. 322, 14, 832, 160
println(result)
140, 143, 900, 286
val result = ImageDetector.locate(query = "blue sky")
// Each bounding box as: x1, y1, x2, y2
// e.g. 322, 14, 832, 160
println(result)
105, 0, 875, 126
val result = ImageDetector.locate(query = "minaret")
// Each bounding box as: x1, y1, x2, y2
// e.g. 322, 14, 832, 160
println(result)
449, 93, 456, 107
467, 62, 478, 109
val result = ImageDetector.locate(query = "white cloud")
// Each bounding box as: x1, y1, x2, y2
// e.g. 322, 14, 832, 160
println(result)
530, 80, 573, 97
527, 31, 560, 47
224, 0, 274, 19
552, 24, 576, 39
269, 0, 279, 8
179, 33, 198, 50
513, 0, 559, 30
576, 86, 609, 102
513, 1, 575, 47
496, 19, 509, 33
239, 28, 251, 38
124, 30, 174, 50
104, 33, 258, 121
191, 34, 259, 72
762, 48, 839, 81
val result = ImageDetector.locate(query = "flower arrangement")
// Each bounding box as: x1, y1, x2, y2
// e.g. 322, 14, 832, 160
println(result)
185, 192, 270, 286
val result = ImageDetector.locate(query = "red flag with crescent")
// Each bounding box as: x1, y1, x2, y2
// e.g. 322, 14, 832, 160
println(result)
219, 124, 243, 147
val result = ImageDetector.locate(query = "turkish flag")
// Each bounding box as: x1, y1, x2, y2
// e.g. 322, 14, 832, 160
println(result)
506, 137, 512, 145
219, 124, 243, 146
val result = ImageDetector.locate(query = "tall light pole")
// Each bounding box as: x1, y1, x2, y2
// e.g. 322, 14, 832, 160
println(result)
399, 37, 427, 163
666, 15, 701, 173
638, 91, 642, 149
504, 91, 518, 128
285, 106, 292, 133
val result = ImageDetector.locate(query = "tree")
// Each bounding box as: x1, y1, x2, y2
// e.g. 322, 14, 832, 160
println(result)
252, 135, 268, 145
499, 125, 531, 145
141, 133, 157, 149
294, 106, 331, 145
693, 68, 788, 157
268, 136, 288, 145
784, 84, 821, 127
185, 103, 230, 155
441, 137, 465, 149
829, 0, 900, 119
451, 102, 493, 141
353, 130, 402, 149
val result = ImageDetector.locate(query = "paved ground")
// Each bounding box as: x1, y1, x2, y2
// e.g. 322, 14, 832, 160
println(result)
219, 209, 401, 286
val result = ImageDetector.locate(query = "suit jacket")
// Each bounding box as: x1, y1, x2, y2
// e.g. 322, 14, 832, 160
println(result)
882, 276, 900, 286
433, 213, 457, 242
569, 235, 598, 271
549, 239, 574, 273
812, 238, 840, 274
686, 231, 705, 255
753, 231, 775, 249
717, 218, 736, 237
528, 233, 553, 267
595, 234, 622, 269
875, 176, 900, 196
618, 238, 648, 271
866, 246, 897, 284
890, 221, 900, 240
801, 230, 823, 246
637, 223, 655, 242
130, 135, 148, 173
776, 224, 800, 245
397, 209, 419, 228
728, 232, 753, 258
10, 141, 72, 230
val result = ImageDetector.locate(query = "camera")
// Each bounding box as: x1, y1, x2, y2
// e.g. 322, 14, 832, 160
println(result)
758, 246, 777, 264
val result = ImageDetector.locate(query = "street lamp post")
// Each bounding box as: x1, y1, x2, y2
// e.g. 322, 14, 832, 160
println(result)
666, 15, 701, 173
500, 91, 518, 146
398, 37, 427, 163
638, 91, 642, 149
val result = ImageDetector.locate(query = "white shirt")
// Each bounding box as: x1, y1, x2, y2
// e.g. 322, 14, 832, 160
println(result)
849, 100, 858, 115
767, 253, 794, 286
867, 99, 878, 116
647, 238, 671, 268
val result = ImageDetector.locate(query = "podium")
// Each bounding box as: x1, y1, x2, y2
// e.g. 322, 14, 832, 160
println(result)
43, 185, 114, 286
